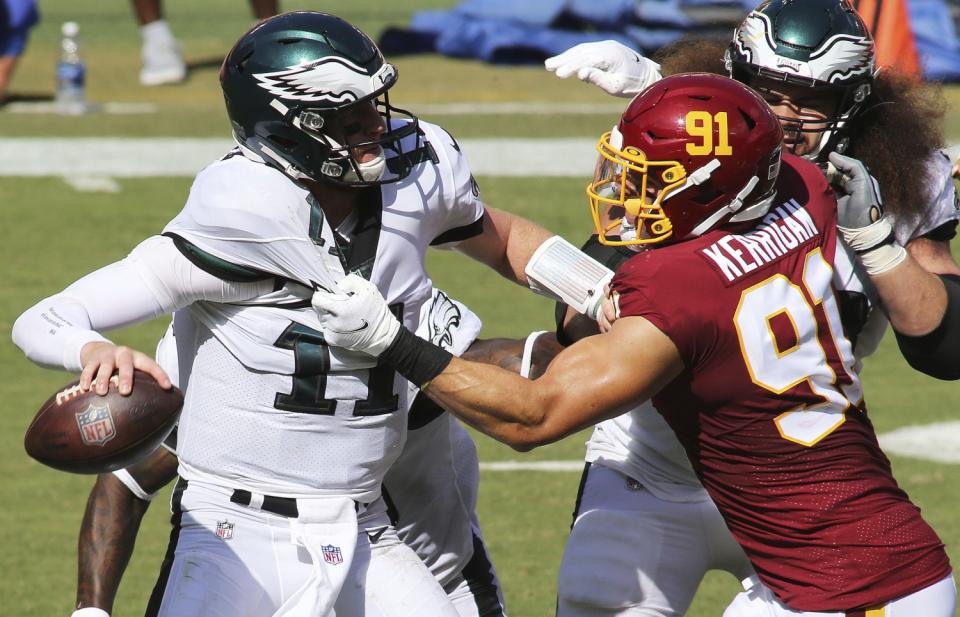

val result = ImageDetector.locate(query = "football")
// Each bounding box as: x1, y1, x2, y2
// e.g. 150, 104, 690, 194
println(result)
24, 371, 183, 474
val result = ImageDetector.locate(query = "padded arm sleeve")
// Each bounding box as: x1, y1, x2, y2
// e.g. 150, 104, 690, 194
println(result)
12, 236, 273, 372
894, 274, 960, 380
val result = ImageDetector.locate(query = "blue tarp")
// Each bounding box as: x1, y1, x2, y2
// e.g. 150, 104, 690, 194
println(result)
378, 0, 960, 81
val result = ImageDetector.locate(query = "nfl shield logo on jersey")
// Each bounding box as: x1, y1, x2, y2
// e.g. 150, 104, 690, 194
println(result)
321, 544, 343, 565
215, 520, 234, 540
75, 404, 116, 447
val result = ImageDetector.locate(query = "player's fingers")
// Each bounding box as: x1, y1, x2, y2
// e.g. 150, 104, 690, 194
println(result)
543, 53, 567, 72
79, 360, 99, 392
311, 289, 347, 315
115, 346, 135, 395
827, 152, 861, 176
133, 353, 173, 390
93, 357, 116, 395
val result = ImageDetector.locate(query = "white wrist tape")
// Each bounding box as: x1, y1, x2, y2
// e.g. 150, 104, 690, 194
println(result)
857, 243, 908, 275
112, 468, 159, 502
71, 608, 110, 617
520, 331, 548, 379
838, 217, 907, 276
525, 236, 613, 321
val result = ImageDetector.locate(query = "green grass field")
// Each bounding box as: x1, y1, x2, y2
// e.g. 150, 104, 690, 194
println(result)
2, 1, 959, 615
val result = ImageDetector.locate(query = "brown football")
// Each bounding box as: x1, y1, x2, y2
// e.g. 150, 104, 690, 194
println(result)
24, 371, 183, 474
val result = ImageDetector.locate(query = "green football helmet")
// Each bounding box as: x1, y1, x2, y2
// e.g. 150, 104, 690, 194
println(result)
726, 0, 876, 161
220, 11, 420, 186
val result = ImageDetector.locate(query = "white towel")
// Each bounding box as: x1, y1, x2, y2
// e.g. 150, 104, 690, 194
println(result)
272, 497, 359, 617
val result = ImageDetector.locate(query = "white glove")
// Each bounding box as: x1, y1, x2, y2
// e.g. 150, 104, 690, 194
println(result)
828, 152, 906, 276
544, 40, 661, 98
71, 609, 110, 617
311, 274, 401, 357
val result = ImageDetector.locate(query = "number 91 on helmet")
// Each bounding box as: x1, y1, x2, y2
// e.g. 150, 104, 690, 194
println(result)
588, 73, 784, 248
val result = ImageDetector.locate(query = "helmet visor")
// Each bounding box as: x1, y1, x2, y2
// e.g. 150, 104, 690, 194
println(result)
587, 130, 687, 247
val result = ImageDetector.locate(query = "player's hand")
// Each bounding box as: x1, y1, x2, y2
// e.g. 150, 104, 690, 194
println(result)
828, 152, 885, 231
597, 287, 620, 333
79, 341, 172, 396
311, 274, 401, 356
544, 40, 661, 98
828, 152, 906, 275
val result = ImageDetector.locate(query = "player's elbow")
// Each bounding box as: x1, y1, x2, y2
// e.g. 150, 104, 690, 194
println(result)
11, 307, 38, 359
502, 422, 559, 452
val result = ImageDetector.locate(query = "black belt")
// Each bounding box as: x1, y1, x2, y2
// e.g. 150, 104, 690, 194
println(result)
229, 490, 367, 518
230, 489, 299, 518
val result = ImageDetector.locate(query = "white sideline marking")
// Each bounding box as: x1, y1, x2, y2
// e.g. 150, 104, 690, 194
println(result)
477, 423, 960, 471
479, 461, 585, 472
62, 175, 121, 193
1, 138, 955, 183
0, 137, 598, 178
878, 421, 960, 464
5, 101, 159, 114
413, 101, 625, 115
4, 100, 617, 116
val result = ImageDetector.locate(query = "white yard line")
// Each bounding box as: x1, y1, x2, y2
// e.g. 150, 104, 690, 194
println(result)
2, 137, 957, 181
3, 100, 620, 116
477, 422, 960, 471
0, 137, 598, 179
878, 420, 960, 464
479, 461, 585, 472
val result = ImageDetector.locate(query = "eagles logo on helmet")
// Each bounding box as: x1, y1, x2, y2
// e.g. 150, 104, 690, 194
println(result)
726, 0, 876, 161
588, 73, 784, 248
219, 11, 421, 187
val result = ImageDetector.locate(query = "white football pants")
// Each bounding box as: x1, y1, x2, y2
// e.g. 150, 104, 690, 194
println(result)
557, 464, 752, 617
723, 573, 956, 617
148, 480, 459, 617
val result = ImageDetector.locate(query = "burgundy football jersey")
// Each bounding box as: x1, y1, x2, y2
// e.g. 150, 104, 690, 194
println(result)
611, 154, 950, 611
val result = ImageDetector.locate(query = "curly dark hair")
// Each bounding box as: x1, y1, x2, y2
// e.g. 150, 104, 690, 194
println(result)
653, 38, 948, 221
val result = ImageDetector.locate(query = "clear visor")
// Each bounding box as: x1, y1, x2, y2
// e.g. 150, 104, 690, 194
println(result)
586, 130, 688, 247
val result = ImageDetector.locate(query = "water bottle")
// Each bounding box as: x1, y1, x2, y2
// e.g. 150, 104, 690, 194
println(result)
55, 21, 86, 115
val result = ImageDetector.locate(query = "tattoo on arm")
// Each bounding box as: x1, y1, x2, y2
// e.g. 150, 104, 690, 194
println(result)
76, 474, 151, 612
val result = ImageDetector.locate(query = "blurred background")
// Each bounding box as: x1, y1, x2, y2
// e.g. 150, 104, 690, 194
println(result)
1, 1, 959, 615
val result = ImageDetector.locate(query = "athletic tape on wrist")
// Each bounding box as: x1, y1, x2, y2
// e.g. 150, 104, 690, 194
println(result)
525, 236, 613, 320
71, 608, 110, 617
112, 468, 158, 502
381, 327, 453, 389
520, 331, 548, 379
838, 217, 906, 276
858, 243, 908, 276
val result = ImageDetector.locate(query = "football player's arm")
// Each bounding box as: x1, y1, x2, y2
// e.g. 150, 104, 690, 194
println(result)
75, 447, 179, 616
886, 237, 960, 380
425, 317, 682, 450
12, 235, 272, 394
830, 153, 960, 379
461, 332, 564, 380
311, 279, 683, 450
454, 209, 617, 322
454, 207, 554, 286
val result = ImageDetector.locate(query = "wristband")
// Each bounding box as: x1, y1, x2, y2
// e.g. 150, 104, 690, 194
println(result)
381, 327, 453, 389
112, 468, 159, 502
520, 331, 548, 379
71, 608, 110, 617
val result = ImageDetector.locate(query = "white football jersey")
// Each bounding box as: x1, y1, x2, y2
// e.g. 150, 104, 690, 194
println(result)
585, 150, 959, 501
163, 120, 485, 500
